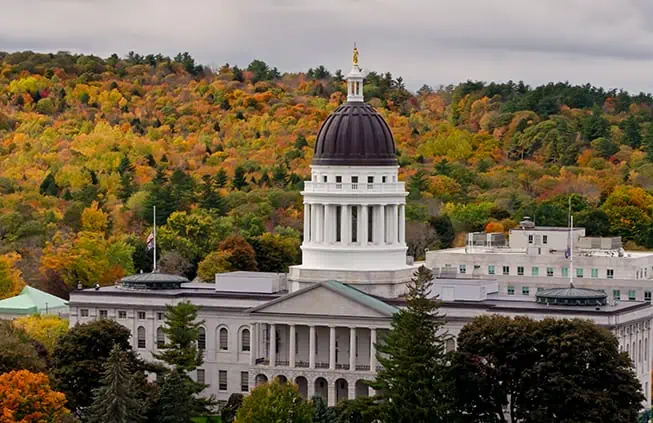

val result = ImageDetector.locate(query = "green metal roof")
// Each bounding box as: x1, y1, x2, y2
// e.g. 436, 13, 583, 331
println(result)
322, 280, 399, 316
0, 286, 68, 315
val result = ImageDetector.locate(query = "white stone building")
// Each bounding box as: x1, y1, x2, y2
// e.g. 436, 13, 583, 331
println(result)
69, 50, 653, 409
426, 221, 653, 301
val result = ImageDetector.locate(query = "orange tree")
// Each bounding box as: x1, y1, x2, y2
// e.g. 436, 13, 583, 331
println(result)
0, 370, 70, 422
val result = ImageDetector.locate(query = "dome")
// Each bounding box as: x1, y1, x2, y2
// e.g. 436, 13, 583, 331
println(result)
120, 272, 189, 290
312, 102, 397, 166
535, 284, 608, 306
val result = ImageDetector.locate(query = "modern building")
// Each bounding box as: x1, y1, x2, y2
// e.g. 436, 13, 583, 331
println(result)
69, 50, 653, 409
426, 220, 653, 302
0, 285, 68, 319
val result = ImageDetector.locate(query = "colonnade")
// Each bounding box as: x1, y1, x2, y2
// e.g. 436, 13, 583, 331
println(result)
303, 203, 405, 246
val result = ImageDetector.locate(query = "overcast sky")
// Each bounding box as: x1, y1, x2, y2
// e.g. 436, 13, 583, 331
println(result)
2, 0, 653, 93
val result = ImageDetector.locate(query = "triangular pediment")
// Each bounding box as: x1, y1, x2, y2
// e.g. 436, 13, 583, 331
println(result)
249, 282, 395, 318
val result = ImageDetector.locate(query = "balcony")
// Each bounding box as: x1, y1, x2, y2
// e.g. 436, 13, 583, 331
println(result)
303, 181, 405, 194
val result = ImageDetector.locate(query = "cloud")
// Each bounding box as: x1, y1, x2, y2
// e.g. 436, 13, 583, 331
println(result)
1, 0, 652, 93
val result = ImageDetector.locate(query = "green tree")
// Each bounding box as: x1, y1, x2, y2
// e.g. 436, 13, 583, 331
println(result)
370, 266, 453, 422
452, 316, 644, 422
221, 393, 244, 423
144, 168, 175, 225
199, 175, 225, 215
235, 380, 313, 423
407, 170, 429, 200
86, 345, 145, 423
621, 116, 642, 148
153, 302, 215, 419
592, 137, 619, 158
429, 215, 455, 249
644, 123, 653, 162
197, 250, 232, 281
232, 166, 248, 191
581, 104, 610, 141
249, 232, 300, 273
39, 172, 59, 196
575, 208, 611, 236
215, 168, 228, 188
334, 397, 379, 423
51, 319, 139, 415
312, 395, 337, 423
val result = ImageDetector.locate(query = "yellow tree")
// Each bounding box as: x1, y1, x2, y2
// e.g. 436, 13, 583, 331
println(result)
13, 315, 69, 353
0, 253, 26, 300
0, 370, 70, 422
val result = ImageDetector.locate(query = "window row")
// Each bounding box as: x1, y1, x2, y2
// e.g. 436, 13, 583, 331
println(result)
195, 369, 249, 392
314, 174, 395, 184
458, 264, 615, 279
506, 287, 651, 302
138, 326, 250, 352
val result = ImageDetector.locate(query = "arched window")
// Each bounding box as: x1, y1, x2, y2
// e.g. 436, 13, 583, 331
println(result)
198, 327, 206, 351
445, 338, 456, 353
241, 329, 251, 352
219, 327, 229, 351
137, 326, 146, 349
156, 327, 165, 349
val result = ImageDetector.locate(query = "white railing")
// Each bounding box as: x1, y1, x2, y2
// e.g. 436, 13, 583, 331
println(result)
303, 181, 405, 193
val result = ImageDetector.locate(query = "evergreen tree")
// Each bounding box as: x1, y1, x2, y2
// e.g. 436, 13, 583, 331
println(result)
169, 169, 196, 211
370, 265, 453, 422
312, 395, 337, 423
581, 104, 610, 141
199, 175, 224, 215
621, 116, 642, 148
145, 168, 174, 225
232, 166, 247, 191
407, 170, 429, 200
86, 345, 144, 423
215, 168, 228, 188
644, 123, 653, 162
39, 172, 59, 196
221, 393, 244, 423
118, 171, 135, 203
152, 302, 215, 419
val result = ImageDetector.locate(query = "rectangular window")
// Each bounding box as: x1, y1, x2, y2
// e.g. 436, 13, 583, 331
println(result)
576, 268, 584, 278
528, 234, 533, 244
335, 176, 342, 183
118, 311, 127, 319
351, 176, 358, 183
543, 235, 548, 244
502, 266, 510, 275
322, 175, 327, 183
646, 291, 651, 302
522, 286, 530, 296
591, 268, 599, 278
531, 267, 539, 276
157, 312, 164, 320
138, 311, 146, 320
382, 176, 387, 183
507, 286, 515, 295
219, 370, 228, 391
629, 290, 637, 301
562, 267, 568, 277
613, 290, 621, 301
607, 269, 614, 279
459, 264, 466, 274
488, 265, 495, 275
241, 372, 249, 392
517, 266, 524, 276
197, 369, 205, 385
335, 205, 342, 242
81, 309, 89, 317
367, 176, 374, 184
547, 267, 554, 277
99, 310, 108, 319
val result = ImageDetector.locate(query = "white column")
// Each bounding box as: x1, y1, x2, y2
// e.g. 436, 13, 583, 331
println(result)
318, 205, 325, 243
309, 326, 316, 369
324, 204, 333, 244
311, 203, 318, 244
249, 323, 256, 365
388, 205, 397, 244
370, 328, 377, 372
399, 204, 405, 244
341, 205, 351, 245
329, 326, 336, 370
349, 327, 356, 371
303, 204, 310, 243
375, 205, 385, 245
269, 323, 276, 366
289, 324, 296, 368
360, 205, 368, 245
328, 382, 336, 407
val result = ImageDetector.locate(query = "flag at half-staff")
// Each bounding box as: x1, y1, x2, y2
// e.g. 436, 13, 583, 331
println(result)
146, 232, 154, 251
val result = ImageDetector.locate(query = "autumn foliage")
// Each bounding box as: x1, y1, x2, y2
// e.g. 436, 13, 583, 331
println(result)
0, 370, 70, 422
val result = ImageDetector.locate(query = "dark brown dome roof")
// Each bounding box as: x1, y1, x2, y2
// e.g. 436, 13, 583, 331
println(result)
312, 102, 397, 166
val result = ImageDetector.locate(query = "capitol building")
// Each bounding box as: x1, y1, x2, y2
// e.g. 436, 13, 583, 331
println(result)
69, 51, 653, 408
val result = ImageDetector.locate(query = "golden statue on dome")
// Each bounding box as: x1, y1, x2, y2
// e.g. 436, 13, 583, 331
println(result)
353, 43, 359, 66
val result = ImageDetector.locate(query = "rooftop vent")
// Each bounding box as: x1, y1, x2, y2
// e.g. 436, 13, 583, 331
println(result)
519, 217, 535, 229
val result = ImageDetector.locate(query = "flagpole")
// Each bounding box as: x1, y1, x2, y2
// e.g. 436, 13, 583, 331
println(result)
569, 215, 573, 285
153, 205, 157, 272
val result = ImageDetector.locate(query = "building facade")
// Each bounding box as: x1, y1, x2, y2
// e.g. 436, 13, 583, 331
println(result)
69, 50, 653, 409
